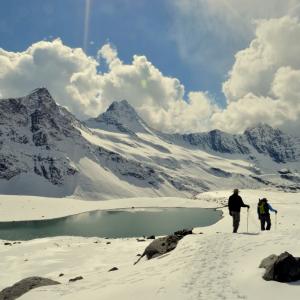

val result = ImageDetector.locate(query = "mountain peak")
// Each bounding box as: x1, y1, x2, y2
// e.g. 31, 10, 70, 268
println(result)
87, 100, 151, 134
106, 99, 138, 117
28, 87, 51, 97
244, 123, 276, 134
22, 87, 57, 111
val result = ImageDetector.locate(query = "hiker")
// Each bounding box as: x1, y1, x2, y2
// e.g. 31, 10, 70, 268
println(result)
257, 198, 277, 231
228, 189, 250, 233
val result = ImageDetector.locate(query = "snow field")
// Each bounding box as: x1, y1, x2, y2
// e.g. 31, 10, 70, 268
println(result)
0, 189, 299, 299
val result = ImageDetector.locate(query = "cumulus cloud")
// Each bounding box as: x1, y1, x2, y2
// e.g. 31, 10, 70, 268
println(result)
98, 43, 121, 68
218, 16, 300, 134
169, 0, 300, 77
223, 16, 300, 102
0, 39, 103, 118
0, 40, 218, 133
97, 44, 219, 132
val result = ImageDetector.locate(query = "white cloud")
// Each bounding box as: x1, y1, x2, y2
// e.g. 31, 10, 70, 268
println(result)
98, 43, 120, 68
223, 16, 300, 102
0, 40, 218, 133
169, 0, 300, 76
0, 39, 103, 118
97, 45, 219, 132
217, 16, 300, 134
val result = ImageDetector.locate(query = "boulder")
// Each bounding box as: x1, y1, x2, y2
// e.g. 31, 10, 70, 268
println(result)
0, 277, 60, 300
260, 252, 300, 282
134, 228, 193, 264
143, 235, 179, 260
259, 254, 278, 269
69, 276, 83, 282
174, 229, 193, 238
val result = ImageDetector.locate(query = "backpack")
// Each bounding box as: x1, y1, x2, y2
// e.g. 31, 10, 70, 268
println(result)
258, 199, 269, 215
258, 201, 265, 214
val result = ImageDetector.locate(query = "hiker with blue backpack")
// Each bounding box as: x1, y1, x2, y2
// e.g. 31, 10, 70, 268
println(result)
257, 198, 278, 231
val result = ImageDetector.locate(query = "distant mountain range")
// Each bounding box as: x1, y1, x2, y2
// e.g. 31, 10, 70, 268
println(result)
0, 88, 299, 199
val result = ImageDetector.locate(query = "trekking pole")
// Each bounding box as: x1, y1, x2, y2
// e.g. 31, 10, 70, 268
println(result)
275, 213, 277, 231
247, 208, 249, 233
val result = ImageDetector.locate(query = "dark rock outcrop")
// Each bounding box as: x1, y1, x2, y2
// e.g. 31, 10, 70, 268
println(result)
69, 276, 83, 282
260, 252, 300, 282
0, 277, 60, 300
245, 124, 297, 163
134, 228, 193, 265
108, 267, 119, 272
147, 235, 155, 240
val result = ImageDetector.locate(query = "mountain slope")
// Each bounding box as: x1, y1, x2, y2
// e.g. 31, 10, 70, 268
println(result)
0, 88, 299, 199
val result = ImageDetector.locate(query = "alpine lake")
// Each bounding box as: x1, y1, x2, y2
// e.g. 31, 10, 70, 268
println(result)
0, 207, 222, 240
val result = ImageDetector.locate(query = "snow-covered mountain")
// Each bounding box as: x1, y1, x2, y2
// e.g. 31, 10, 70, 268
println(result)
0, 88, 299, 199
166, 123, 299, 163
86, 99, 155, 136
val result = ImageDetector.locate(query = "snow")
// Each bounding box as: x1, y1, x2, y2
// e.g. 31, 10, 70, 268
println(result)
1, 89, 299, 200
1, 90, 300, 298
1, 189, 300, 299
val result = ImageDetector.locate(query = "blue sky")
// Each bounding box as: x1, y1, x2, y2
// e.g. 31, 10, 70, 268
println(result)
0, 0, 244, 106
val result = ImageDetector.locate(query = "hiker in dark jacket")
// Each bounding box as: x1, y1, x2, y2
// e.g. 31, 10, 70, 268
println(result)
228, 189, 250, 233
257, 198, 277, 231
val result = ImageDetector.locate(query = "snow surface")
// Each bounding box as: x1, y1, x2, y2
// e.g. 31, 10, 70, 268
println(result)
1, 189, 300, 299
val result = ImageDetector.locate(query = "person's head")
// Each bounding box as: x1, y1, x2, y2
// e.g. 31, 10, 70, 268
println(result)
233, 189, 239, 195
262, 198, 267, 203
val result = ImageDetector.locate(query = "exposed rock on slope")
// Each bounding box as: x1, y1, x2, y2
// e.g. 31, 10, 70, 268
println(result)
0, 276, 60, 300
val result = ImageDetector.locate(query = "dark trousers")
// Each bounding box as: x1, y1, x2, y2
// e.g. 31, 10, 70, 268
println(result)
260, 214, 271, 230
231, 211, 240, 233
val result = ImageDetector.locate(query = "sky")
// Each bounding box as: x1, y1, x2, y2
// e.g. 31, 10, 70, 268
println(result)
0, 0, 300, 134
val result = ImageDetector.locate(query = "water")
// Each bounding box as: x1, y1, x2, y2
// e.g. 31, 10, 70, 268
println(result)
0, 207, 222, 241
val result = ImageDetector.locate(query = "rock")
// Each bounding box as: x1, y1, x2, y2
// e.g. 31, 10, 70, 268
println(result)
0, 276, 60, 300
69, 276, 83, 282
174, 229, 193, 238
260, 252, 300, 282
259, 254, 278, 269
134, 228, 194, 265
137, 239, 146, 242
108, 267, 118, 272
147, 235, 155, 239
274, 252, 300, 282
59, 273, 64, 277
139, 235, 179, 263
106, 242, 111, 245
259, 254, 278, 281
4, 242, 12, 246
